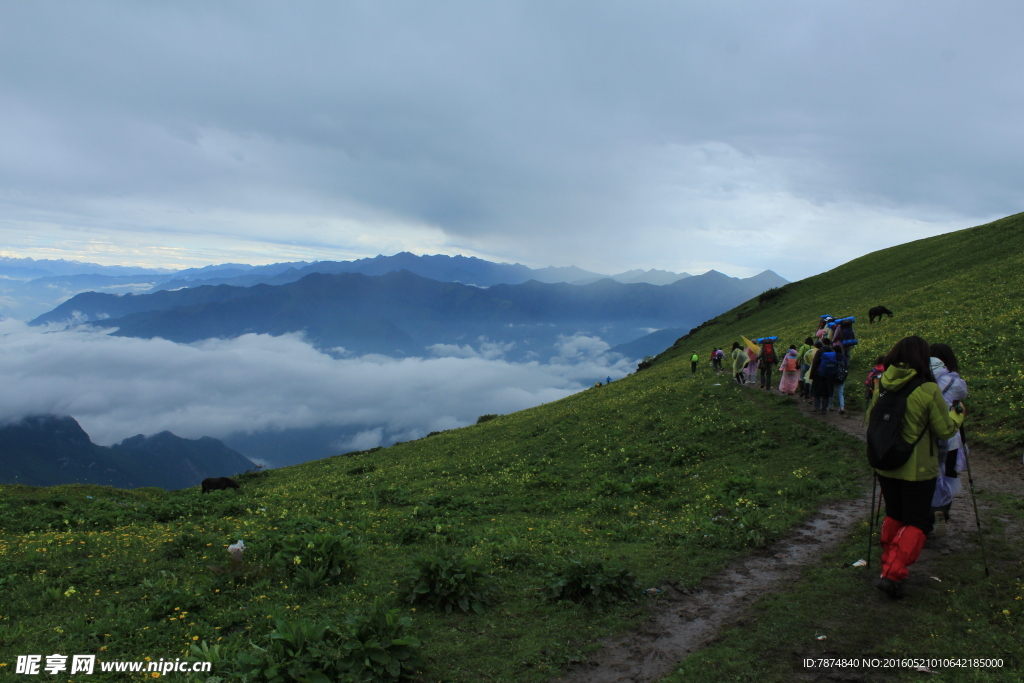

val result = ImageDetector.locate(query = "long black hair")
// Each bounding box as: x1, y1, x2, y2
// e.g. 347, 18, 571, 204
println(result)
930, 343, 960, 374
883, 336, 935, 382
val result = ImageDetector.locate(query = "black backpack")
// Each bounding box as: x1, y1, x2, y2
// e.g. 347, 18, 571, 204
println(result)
817, 351, 838, 379
866, 376, 927, 470
834, 355, 849, 383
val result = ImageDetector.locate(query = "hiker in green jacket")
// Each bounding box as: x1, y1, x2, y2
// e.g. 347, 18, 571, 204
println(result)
690, 350, 699, 375
867, 336, 965, 599
730, 342, 747, 385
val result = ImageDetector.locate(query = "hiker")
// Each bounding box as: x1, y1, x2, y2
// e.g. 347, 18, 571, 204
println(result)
803, 341, 822, 402
745, 345, 759, 384
796, 337, 814, 399
928, 343, 969, 536
868, 336, 965, 599
690, 350, 699, 375
606, 376, 612, 384
794, 337, 811, 401
831, 317, 858, 360
756, 337, 778, 390
778, 345, 801, 395
730, 342, 747, 385
832, 343, 849, 415
810, 340, 837, 414
864, 355, 886, 405
815, 315, 833, 342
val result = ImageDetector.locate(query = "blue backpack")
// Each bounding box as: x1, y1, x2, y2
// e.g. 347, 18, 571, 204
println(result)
818, 351, 839, 379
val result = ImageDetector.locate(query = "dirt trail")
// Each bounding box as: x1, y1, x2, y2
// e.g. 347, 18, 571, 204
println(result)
553, 383, 1024, 683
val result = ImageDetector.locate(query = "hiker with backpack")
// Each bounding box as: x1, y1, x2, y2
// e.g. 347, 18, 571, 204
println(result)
730, 342, 747, 385
756, 337, 779, 391
831, 343, 850, 415
690, 350, 700, 376
830, 317, 859, 360
778, 345, 801, 395
866, 336, 965, 600
864, 355, 886, 406
928, 343, 969, 536
810, 341, 839, 414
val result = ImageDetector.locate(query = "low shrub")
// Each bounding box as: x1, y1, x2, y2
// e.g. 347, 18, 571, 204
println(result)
758, 286, 784, 305
233, 599, 423, 682
273, 532, 359, 583
373, 485, 410, 507
476, 414, 499, 424
401, 550, 494, 614
543, 559, 639, 609
159, 532, 217, 560
492, 536, 538, 570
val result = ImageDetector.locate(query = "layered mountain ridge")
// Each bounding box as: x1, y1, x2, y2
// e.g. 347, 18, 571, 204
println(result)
2, 252, 772, 322
33, 268, 787, 359
0, 415, 256, 490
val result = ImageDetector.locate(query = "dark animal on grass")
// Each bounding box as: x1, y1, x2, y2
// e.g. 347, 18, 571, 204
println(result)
202, 477, 240, 494
868, 306, 894, 324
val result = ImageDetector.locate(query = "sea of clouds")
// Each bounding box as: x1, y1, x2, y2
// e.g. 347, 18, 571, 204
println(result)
0, 318, 636, 464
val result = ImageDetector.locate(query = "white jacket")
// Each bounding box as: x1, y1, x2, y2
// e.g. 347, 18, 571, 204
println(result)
931, 358, 968, 451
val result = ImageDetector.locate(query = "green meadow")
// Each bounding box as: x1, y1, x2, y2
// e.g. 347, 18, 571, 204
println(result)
1, 212, 1022, 681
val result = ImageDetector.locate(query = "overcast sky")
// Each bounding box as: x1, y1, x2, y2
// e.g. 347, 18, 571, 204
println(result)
1, 1, 1022, 280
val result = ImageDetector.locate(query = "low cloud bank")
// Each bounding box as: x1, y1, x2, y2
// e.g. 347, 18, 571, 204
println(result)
0, 320, 635, 456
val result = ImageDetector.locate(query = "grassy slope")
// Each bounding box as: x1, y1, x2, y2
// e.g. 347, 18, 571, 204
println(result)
1, 213, 1022, 681
650, 211, 1024, 452
0, 379, 862, 681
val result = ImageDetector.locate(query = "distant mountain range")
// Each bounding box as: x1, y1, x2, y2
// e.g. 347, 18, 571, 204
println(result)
0, 256, 172, 280
34, 268, 787, 360
1, 253, 701, 321
0, 415, 256, 489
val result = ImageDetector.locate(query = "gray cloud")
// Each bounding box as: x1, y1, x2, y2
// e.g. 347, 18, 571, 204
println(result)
0, 320, 633, 451
1, 2, 1021, 278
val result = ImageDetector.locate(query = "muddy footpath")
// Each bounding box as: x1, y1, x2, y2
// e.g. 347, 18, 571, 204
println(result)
553, 383, 1024, 683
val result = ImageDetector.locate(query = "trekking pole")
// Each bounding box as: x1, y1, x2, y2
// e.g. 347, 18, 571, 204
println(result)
959, 422, 990, 577
866, 471, 878, 567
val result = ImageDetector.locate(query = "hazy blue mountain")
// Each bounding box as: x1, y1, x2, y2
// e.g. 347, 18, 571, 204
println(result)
572, 268, 692, 286
0, 256, 170, 280
150, 256, 694, 292
147, 253, 608, 292
610, 327, 690, 360
34, 268, 787, 360
222, 424, 370, 468
110, 431, 257, 490
3, 252, 774, 321
0, 274, 163, 322
32, 283, 265, 326
0, 415, 255, 489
